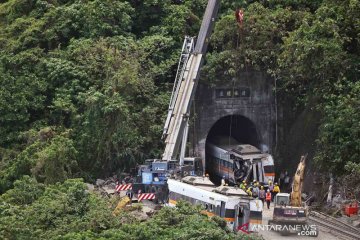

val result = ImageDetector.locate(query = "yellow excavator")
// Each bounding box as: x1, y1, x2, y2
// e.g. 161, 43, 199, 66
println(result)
269, 156, 315, 235
291, 155, 306, 207
112, 196, 131, 216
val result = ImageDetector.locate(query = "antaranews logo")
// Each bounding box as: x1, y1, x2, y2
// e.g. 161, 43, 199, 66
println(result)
297, 224, 318, 236
238, 223, 249, 234
248, 223, 318, 236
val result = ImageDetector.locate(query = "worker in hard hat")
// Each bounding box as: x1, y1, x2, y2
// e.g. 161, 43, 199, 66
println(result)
239, 180, 246, 189
246, 187, 253, 197
266, 189, 271, 209
252, 183, 259, 198
259, 186, 266, 204
273, 182, 281, 201
268, 180, 274, 201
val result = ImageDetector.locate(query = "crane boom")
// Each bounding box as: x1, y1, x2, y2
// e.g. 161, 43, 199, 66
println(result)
162, 0, 221, 161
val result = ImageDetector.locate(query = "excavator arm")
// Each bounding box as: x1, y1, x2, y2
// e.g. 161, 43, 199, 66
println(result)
290, 155, 306, 207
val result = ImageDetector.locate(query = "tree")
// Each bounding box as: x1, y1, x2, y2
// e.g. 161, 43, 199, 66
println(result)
315, 81, 360, 174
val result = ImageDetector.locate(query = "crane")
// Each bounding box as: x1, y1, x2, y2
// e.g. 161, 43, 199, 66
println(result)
162, 0, 221, 163
134, 0, 221, 188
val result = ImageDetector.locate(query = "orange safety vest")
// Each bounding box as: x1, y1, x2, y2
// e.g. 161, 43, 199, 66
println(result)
266, 192, 271, 201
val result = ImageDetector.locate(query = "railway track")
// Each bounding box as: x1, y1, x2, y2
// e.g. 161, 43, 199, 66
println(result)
309, 211, 360, 240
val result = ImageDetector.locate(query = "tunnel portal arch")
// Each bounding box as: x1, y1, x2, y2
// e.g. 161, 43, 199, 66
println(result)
204, 115, 260, 183
191, 71, 275, 178
205, 115, 260, 148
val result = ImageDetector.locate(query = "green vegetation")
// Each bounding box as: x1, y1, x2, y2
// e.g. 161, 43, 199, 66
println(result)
0, 177, 256, 240
0, 0, 206, 193
0, 0, 359, 237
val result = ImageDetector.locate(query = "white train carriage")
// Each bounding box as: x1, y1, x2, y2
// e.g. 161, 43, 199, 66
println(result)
206, 141, 275, 185
167, 177, 262, 232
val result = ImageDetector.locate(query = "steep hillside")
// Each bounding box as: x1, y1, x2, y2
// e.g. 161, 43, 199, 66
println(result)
0, 1, 359, 234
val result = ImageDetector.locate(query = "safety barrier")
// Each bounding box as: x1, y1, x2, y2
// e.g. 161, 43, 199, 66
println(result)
115, 184, 133, 192
138, 193, 156, 201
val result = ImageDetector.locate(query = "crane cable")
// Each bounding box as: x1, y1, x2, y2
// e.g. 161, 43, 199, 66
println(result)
227, 19, 244, 179
228, 18, 244, 146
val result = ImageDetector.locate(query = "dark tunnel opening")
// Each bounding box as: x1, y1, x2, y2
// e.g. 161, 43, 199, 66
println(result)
206, 115, 260, 147
205, 115, 260, 183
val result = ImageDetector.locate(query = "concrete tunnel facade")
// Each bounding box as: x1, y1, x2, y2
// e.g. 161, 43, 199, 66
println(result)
188, 71, 277, 171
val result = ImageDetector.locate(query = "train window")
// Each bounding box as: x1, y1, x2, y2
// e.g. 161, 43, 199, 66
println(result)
205, 204, 209, 210
210, 204, 214, 212
264, 165, 274, 173
237, 207, 244, 218
225, 209, 236, 218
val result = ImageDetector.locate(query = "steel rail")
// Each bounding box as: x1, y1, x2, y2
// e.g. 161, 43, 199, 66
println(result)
309, 213, 360, 240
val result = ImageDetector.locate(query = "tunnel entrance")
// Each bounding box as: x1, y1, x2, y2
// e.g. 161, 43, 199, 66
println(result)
205, 115, 260, 184
206, 115, 259, 147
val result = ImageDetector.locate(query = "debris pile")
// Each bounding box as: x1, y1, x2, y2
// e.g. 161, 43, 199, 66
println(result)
85, 175, 160, 221
309, 172, 360, 228
85, 174, 136, 197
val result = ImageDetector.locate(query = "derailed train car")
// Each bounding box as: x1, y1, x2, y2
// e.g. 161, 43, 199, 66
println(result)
206, 138, 275, 185
167, 176, 263, 232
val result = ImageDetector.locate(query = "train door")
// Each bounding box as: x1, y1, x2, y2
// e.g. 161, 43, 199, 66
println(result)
215, 200, 226, 217
262, 155, 275, 184
234, 202, 250, 233
251, 160, 265, 183
249, 199, 263, 232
